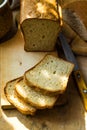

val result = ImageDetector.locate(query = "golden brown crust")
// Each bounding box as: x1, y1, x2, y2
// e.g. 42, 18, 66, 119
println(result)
24, 76, 65, 96
15, 78, 58, 109
4, 77, 36, 115
16, 88, 58, 109
20, 0, 59, 24
20, 1, 62, 52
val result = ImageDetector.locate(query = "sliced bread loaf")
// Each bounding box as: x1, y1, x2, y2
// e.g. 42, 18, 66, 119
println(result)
4, 77, 36, 115
20, 0, 61, 51
15, 78, 58, 109
24, 55, 74, 95
62, 1, 87, 41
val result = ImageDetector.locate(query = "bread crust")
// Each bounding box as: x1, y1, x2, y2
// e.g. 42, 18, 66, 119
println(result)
20, 0, 62, 51
4, 77, 36, 115
20, 0, 59, 23
15, 78, 58, 109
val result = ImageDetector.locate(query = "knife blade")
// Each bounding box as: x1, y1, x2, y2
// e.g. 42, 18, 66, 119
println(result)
58, 33, 87, 111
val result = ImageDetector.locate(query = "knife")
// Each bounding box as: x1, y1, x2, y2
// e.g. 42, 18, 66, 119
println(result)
58, 33, 87, 111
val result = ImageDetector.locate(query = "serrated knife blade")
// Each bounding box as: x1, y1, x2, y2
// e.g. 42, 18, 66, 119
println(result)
58, 33, 87, 111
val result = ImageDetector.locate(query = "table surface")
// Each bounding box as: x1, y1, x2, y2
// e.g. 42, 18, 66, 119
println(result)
0, 27, 87, 130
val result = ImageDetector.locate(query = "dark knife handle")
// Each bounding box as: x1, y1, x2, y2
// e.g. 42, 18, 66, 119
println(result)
74, 70, 87, 111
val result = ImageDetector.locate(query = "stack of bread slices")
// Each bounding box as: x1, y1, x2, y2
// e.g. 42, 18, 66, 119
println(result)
4, 55, 74, 115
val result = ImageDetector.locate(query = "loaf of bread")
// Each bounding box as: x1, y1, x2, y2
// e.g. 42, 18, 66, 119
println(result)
60, 21, 87, 56
65, 0, 87, 22
4, 77, 36, 115
62, 22, 77, 42
24, 55, 74, 95
71, 36, 87, 56
15, 78, 58, 109
62, 1, 87, 41
20, 0, 61, 51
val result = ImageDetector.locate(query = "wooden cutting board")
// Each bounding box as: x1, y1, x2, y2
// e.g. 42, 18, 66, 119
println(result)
1, 28, 87, 130
0, 29, 58, 109
0, 28, 87, 110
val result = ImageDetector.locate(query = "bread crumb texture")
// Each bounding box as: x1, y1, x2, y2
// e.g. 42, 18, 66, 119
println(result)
4, 78, 36, 115
22, 19, 60, 51
16, 79, 58, 109
25, 55, 74, 93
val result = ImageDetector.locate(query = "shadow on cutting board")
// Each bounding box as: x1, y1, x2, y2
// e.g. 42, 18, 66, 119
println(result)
2, 77, 86, 130
0, 109, 14, 130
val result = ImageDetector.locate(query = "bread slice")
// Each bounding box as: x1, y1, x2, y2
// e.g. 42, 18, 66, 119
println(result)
4, 77, 36, 115
24, 55, 74, 95
15, 78, 58, 109
21, 19, 60, 51
20, 0, 61, 51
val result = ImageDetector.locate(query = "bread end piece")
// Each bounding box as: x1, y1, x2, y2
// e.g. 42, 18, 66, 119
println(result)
4, 77, 36, 115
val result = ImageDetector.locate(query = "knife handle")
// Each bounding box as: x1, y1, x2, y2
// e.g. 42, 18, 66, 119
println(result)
74, 70, 87, 111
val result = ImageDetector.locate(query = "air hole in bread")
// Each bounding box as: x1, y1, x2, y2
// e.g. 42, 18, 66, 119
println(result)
33, 44, 35, 47
42, 35, 45, 39
53, 71, 56, 74
9, 85, 11, 87
51, 60, 53, 63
